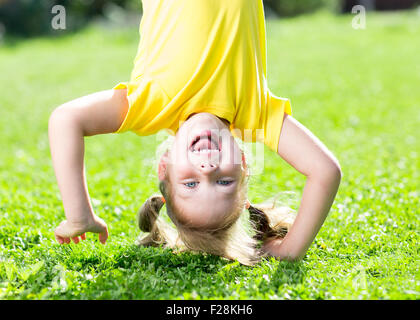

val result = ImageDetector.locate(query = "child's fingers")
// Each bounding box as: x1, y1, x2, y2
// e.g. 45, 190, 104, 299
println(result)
99, 233, 107, 244
54, 228, 69, 245
55, 234, 64, 245
99, 229, 108, 245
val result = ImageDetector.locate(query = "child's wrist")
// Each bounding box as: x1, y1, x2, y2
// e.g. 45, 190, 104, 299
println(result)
66, 213, 96, 229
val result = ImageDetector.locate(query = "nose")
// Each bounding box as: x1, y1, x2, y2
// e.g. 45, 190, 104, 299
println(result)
198, 162, 218, 174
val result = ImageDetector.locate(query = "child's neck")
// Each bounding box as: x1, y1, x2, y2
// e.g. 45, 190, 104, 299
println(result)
218, 117, 231, 127
186, 112, 230, 127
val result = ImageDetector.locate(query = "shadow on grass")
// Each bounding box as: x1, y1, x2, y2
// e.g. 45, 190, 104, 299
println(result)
112, 244, 233, 271
112, 245, 308, 287
50, 243, 307, 299
267, 258, 307, 287
115, 245, 307, 290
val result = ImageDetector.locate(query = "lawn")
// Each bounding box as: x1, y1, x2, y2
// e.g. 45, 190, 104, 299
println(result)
0, 10, 419, 300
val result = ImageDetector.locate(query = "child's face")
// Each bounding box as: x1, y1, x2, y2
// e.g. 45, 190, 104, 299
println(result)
159, 112, 247, 229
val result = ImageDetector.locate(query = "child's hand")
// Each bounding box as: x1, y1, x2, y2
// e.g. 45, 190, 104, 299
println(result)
261, 236, 302, 261
261, 237, 284, 257
54, 215, 108, 245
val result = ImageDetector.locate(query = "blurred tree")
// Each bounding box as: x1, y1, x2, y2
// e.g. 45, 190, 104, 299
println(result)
342, 0, 419, 12
0, 0, 142, 37
0, 0, 52, 37
264, 0, 341, 17
9, 0, 414, 38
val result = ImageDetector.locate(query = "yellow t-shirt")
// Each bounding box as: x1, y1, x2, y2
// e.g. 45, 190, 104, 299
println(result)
114, 0, 292, 153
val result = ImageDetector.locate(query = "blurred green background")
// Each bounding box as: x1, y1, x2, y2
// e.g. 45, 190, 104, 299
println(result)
1, 0, 419, 37
0, 0, 419, 300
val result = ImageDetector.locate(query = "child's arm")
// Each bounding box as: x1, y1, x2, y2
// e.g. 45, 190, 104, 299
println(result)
262, 114, 342, 260
48, 89, 128, 245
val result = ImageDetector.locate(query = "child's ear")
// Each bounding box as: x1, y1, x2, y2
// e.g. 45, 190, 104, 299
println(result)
242, 151, 248, 174
245, 199, 251, 209
158, 150, 169, 181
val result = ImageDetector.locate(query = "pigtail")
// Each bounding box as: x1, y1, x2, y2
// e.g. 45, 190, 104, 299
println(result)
138, 195, 165, 232
136, 195, 180, 248
248, 199, 295, 243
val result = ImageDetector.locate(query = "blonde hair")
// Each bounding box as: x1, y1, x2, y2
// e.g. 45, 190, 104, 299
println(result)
137, 137, 296, 266
136, 182, 296, 266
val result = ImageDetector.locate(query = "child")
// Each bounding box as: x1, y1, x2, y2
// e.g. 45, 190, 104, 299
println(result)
49, 0, 341, 266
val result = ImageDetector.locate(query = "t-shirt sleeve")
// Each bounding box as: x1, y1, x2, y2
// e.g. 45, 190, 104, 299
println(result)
263, 89, 292, 153
112, 78, 173, 136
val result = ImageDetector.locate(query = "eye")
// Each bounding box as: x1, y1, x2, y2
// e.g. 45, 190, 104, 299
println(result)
184, 181, 198, 188
217, 180, 233, 186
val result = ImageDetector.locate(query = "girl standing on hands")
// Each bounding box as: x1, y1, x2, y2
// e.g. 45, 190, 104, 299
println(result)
49, 0, 341, 265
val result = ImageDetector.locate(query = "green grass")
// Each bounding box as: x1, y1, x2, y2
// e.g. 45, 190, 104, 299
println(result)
0, 10, 419, 300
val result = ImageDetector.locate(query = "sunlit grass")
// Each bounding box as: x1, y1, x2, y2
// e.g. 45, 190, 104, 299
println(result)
0, 10, 419, 299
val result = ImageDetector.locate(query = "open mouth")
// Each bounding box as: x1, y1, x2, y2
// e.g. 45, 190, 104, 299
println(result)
189, 130, 221, 153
